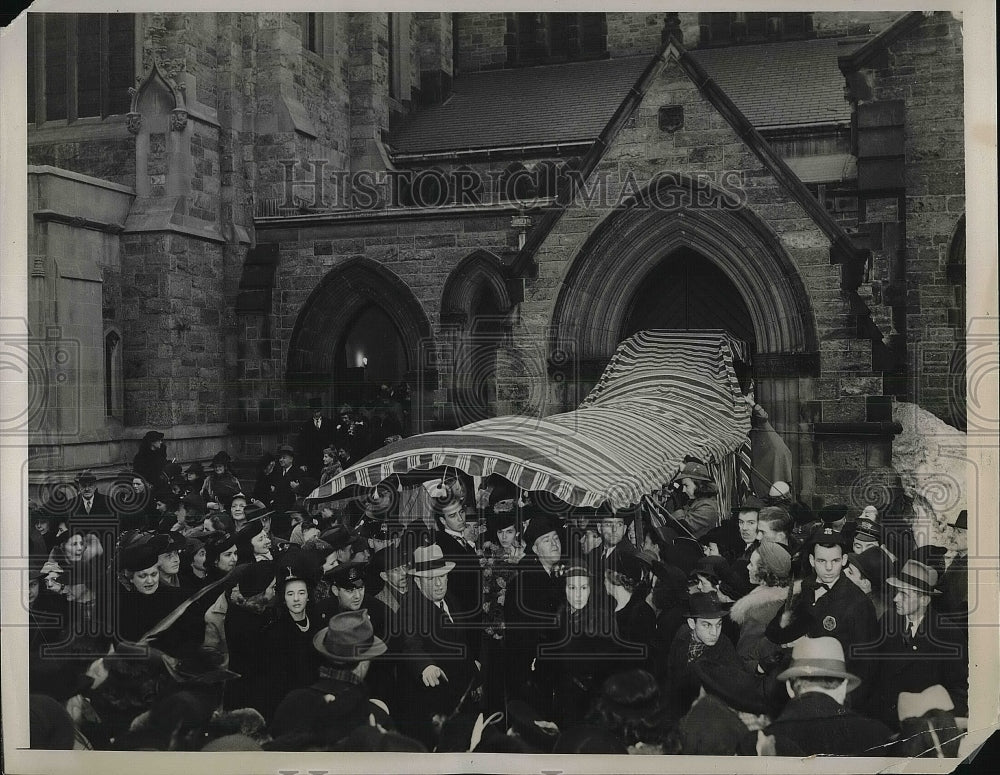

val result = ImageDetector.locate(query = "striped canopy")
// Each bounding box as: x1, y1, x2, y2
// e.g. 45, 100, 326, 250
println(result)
305, 330, 752, 511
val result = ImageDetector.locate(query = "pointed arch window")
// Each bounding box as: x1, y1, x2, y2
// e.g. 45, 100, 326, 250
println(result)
104, 328, 123, 419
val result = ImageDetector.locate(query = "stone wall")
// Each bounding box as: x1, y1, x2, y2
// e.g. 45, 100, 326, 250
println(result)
454, 13, 508, 73
27, 133, 136, 188
853, 12, 966, 428
813, 11, 909, 38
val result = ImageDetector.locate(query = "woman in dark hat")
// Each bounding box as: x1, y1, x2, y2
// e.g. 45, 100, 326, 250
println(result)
604, 552, 657, 655
223, 560, 277, 712
116, 538, 189, 643
178, 534, 212, 592
584, 668, 671, 753
46, 524, 106, 606
204, 531, 240, 582
28, 559, 75, 700
201, 451, 243, 511
132, 430, 168, 489
153, 532, 187, 588
183, 461, 206, 497
260, 559, 324, 719
534, 564, 619, 726
667, 461, 722, 539
236, 516, 274, 564
250, 452, 277, 509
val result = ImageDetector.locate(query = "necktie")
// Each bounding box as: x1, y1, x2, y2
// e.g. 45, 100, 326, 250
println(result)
440, 600, 454, 623
84, 499, 93, 514
315, 420, 321, 429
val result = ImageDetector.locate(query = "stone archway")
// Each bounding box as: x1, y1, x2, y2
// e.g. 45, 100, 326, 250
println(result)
286, 257, 434, 434
551, 175, 818, 366
439, 250, 516, 428
550, 173, 821, 485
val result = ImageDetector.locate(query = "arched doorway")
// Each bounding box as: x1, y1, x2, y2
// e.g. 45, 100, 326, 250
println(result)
550, 173, 820, 495
286, 258, 434, 437
623, 247, 755, 347
440, 250, 515, 428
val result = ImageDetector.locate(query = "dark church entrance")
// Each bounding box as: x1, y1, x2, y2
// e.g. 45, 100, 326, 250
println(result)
622, 247, 756, 349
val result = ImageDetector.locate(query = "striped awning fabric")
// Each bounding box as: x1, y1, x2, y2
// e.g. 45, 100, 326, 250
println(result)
306, 331, 752, 511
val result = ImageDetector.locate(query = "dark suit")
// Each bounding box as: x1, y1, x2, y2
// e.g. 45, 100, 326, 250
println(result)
765, 573, 879, 699
591, 537, 637, 577
863, 608, 968, 730
297, 417, 334, 478
739, 692, 893, 756
503, 556, 565, 705
434, 528, 482, 616
397, 585, 480, 745
267, 464, 316, 511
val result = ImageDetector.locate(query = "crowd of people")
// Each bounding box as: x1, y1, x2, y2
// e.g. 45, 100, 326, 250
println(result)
25, 430, 970, 756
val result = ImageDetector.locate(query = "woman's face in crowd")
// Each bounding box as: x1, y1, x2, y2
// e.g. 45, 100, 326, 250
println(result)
251, 531, 272, 555
231, 499, 246, 519
283, 580, 309, 616
748, 551, 763, 586
681, 477, 697, 500
192, 548, 207, 572
132, 478, 146, 494
213, 464, 226, 476
497, 525, 517, 549
158, 550, 181, 576
216, 546, 238, 572
691, 573, 716, 594
302, 525, 320, 543
566, 576, 591, 612
132, 566, 160, 595
64, 534, 85, 562
323, 451, 335, 466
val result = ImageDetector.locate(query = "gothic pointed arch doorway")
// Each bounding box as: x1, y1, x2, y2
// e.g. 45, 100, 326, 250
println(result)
550, 174, 821, 497
286, 257, 435, 439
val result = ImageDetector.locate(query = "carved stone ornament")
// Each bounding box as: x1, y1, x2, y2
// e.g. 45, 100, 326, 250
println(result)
126, 112, 143, 134
128, 57, 188, 132
170, 109, 189, 132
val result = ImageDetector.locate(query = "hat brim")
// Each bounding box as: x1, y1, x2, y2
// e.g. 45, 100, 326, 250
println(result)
407, 561, 455, 577
312, 630, 387, 662
776, 663, 861, 692
886, 576, 942, 595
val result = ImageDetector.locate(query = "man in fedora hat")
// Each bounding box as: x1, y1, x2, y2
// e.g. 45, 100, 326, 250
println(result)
267, 444, 316, 512
269, 609, 391, 748
593, 507, 638, 577
298, 407, 335, 479
664, 591, 740, 717
741, 636, 892, 756
864, 559, 968, 731
71, 470, 112, 521
503, 512, 567, 706
765, 525, 878, 698
397, 541, 481, 747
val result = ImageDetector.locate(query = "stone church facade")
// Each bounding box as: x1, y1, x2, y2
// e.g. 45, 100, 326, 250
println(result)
26, 11, 966, 512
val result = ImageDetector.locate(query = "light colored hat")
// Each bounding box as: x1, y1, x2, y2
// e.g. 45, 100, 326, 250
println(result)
887, 559, 942, 595
407, 543, 455, 577
756, 540, 792, 578
776, 636, 861, 691
898, 685, 954, 722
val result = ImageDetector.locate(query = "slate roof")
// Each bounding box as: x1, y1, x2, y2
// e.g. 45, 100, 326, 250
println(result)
390, 37, 865, 154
